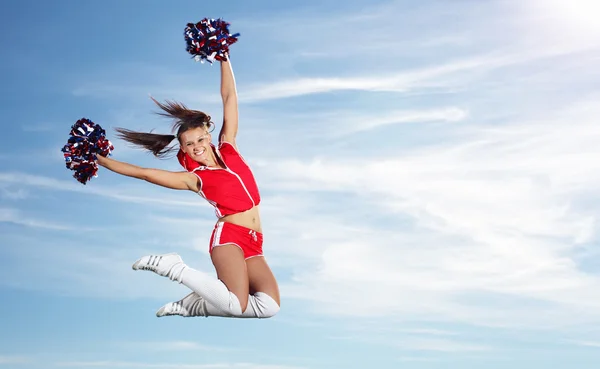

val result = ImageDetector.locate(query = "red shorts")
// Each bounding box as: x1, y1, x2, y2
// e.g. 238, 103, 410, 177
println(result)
209, 221, 263, 260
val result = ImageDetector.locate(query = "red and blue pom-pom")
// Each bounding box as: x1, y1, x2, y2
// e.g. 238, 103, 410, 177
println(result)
184, 18, 240, 63
61, 118, 114, 185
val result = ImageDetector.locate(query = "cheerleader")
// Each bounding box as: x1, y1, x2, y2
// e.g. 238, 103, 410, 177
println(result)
96, 57, 280, 319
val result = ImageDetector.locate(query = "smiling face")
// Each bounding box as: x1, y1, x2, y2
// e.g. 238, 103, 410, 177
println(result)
179, 126, 214, 165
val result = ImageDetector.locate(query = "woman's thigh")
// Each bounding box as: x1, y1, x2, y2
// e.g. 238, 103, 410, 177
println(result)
210, 244, 249, 309
246, 256, 280, 305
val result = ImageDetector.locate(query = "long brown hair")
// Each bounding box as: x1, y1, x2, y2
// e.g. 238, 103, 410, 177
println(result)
114, 97, 214, 158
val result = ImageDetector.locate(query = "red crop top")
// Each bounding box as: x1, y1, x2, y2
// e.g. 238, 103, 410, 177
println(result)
177, 141, 261, 218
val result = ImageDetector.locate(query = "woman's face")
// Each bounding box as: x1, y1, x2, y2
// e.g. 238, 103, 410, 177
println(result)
179, 126, 212, 164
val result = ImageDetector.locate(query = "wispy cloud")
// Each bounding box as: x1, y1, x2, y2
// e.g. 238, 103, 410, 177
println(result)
0, 225, 215, 301
327, 107, 468, 135
0, 207, 92, 231
395, 338, 491, 353
0, 355, 30, 365
238, 42, 599, 103
397, 356, 440, 362
571, 341, 600, 348
257, 92, 600, 329
0, 172, 206, 209
122, 341, 230, 352
65, 0, 600, 110
237, 57, 489, 102
399, 328, 459, 337
0, 187, 28, 200
329, 328, 489, 356
229, 0, 600, 104
54, 361, 306, 369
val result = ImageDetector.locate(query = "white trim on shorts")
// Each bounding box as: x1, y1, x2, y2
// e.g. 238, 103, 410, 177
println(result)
210, 221, 245, 256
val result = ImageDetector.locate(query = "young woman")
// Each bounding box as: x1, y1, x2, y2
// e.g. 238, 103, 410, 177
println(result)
96, 57, 280, 319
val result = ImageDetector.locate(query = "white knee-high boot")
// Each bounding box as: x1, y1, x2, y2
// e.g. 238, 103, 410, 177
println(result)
132, 253, 243, 316
157, 291, 280, 319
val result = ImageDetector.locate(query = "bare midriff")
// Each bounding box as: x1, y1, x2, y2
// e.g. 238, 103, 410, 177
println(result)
219, 205, 262, 233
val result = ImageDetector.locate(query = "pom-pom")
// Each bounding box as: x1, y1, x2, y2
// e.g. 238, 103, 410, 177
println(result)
61, 118, 114, 185
184, 18, 240, 63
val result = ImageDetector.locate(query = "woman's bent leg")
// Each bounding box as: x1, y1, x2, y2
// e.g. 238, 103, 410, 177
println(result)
246, 256, 280, 318
209, 244, 249, 310
132, 248, 248, 317
154, 254, 280, 319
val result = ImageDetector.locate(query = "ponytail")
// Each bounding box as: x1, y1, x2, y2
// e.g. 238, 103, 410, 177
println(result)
114, 97, 213, 158
114, 128, 177, 158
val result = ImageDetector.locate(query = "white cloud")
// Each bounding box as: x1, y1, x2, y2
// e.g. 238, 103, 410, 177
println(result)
395, 338, 491, 353
0, 187, 28, 200
227, 0, 600, 104
397, 356, 440, 362
237, 57, 489, 102
573, 341, 600, 348
0, 355, 30, 365
0, 225, 217, 301
257, 94, 600, 329
54, 361, 306, 369
399, 328, 458, 336
238, 40, 598, 103
0, 208, 94, 231
328, 107, 468, 135
0, 172, 206, 209
122, 341, 229, 352
248, 106, 469, 141
328, 327, 488, 357
65, 0, 600, 111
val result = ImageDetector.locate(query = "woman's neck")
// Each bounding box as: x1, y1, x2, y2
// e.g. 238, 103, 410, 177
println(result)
206, 147, 223, 168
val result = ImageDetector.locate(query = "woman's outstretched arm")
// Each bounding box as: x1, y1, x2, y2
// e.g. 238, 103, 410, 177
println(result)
97, 155, 199, 191
219, 57, 239, 145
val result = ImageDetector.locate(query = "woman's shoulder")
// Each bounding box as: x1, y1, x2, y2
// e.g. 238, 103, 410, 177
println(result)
218, 140, 241, 154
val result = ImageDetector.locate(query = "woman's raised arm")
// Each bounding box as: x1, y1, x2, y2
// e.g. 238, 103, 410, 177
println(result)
218, 57, 239, 145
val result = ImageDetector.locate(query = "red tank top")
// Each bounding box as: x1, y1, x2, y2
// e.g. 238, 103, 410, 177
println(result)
177, 141, 261, 218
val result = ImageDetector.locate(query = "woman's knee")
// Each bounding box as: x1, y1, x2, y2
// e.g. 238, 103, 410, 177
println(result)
252, 292, 280, 318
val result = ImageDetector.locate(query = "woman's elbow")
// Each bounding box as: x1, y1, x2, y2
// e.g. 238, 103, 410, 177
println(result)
137, 167, 153, 182
221, 90, 237, 101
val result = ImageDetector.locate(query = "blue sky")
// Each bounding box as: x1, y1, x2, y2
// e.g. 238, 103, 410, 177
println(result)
1, 0, 600, 368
